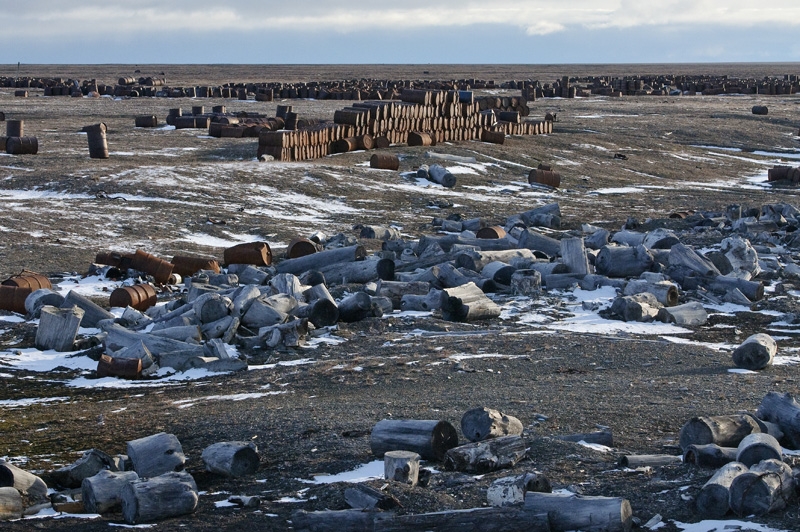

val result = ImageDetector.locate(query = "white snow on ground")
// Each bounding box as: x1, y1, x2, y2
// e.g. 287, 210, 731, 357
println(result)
297, 459, 385, 484
671, 520, 789, 532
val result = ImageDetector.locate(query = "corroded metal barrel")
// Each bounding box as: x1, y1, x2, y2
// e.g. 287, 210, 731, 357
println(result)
6, 136, 38, 155
528, 168, 561, 188
476, 226, 507, 239
170, 256, 221, 277
223, 242, 272, 266
6, 119, 22, 137
2, 271, 52, 291
135, 115, 158, 128
286, 238, 319, 259
130, 249, 174, 284
85, 123, 109, 159
369, 153, 399, 171
109, 284, 158, 311
97, 354, 142, 379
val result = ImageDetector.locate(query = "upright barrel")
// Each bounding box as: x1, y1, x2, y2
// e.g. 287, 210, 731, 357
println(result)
6, 119, 23, 137
85, 123, 109, 159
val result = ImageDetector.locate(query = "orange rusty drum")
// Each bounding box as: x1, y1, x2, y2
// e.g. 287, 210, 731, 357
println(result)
2, 271, 52, 291
286, 238, 319, 259
476, 226, 507, 239
171, 256, 221, 278
109, 284, 157, 311
0, 285, 33, 314
223, 242, 272, 266
131, 249, 174, 285
97, 354, 142, 379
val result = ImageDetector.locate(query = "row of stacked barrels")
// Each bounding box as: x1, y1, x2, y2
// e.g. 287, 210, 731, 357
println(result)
0, 118, 38, 155
257, 89, 553, 162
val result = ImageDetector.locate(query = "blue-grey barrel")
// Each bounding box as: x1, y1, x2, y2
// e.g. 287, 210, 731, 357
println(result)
6, 119, 23, 137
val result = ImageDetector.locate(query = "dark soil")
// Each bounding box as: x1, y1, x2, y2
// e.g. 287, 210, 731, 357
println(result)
2, 64, 800, 531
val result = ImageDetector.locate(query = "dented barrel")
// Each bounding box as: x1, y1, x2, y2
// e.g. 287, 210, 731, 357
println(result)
223, 242, 272, 266
85, 123, 109, 159
109, 284, 158, 311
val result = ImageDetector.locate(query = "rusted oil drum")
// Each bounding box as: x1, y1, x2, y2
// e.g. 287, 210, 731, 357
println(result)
85, 123, 109, 159
95, 251, 134, 269
97, 354, 142, 379
6, 136, 38, 155
130, 249, 174, 285
118, 77, 136, 86
191, 105, 204, 115
332, 138, 357, 153
170, 256, 221, 277
407, 131, 433, 147
2, 271, 52, 291
476, 226, 507, 239
223, 241, 272, 266
134, 115, 158, 128
528, 168, 561, 188
284, 112, 298, 130
497, 111, 521, 123
286, 238, 319, 259
0, 285, 33, 314
109, 284, 157, 311
13, 90, 27, 97
370, 153, 400, 171
6, 119, 23, 137
357, 134, 374, 150
276, 105, 292, 119
768, 166, 791, 181
374, 136, 390, 149
166, 108, 182, 126
481, 129, 505, 144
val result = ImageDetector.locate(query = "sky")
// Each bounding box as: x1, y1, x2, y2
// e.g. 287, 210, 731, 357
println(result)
2, 1, 800, 65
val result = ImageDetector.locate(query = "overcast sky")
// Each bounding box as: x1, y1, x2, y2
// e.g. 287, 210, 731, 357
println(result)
4, 1, 800, 64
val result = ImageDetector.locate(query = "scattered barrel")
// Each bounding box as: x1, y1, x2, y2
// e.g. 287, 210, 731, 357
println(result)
0, 285, 33, 314
224, 241, 272, 266
134, 115, 158, 128
332, 137, 357, 153
6, 119, 22, 137
2, 271, 52, 291
407, 131, 433, 147
752, 105, 768, 115
529, 168, 561, 188
85, 123, 109, 159
286, 238, 319, 259
476, 226, 507, 239
6, 137, 39, 155
130, 249, 174, 285
170, 256, 221, 277
284, 112, 299, 130
97, 354, 143, 379
95, 251, 135, 269
166, 108, 182, 126
118, 77, 137, 86
767, 166, 792, 182
481, 129, 505, 144
109, 284, 158, 311
191, 105, 204, 115
369, 153, 400, 171
13, 90, 27, 97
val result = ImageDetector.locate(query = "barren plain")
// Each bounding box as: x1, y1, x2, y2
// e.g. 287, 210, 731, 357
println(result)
1, 63, 800, 532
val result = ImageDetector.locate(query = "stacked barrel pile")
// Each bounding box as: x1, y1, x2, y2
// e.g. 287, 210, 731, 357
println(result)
257, 88, 552, 162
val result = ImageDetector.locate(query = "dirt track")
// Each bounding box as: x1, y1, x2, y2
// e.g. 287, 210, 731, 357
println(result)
1, 64, 800, 531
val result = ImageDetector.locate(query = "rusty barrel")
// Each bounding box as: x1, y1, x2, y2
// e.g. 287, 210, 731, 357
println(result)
370, 153, 400, 171
85, 123, 109, 159
286, 238, 319, 259
276, 104, 292, 119
97, 354, 142, 379
0, 285, 34, 314
109, 284, 157, 311
224, 241, 272, 266
6, 119, 22, 137
14, 90, 27, 97
6, 136, 37, 155
284, 112, 299, 130
95, 251, 134, 269
131, 249, 174, 284
476, 226, 507, 239
166, 108, 182, 126
135, 115, 158, 128
407, 131, 433, 147
481, 129, 505, 144
171, 256, 221, 277
2, 271, 52, 291
528, 168, 561, 188
374, 136, 390, 149
332, 138, 357, 153
768, 166, 792, 182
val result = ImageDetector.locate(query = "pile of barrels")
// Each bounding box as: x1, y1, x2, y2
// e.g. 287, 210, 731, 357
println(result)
1, 119, 38, 155
257, 88, 552, 162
